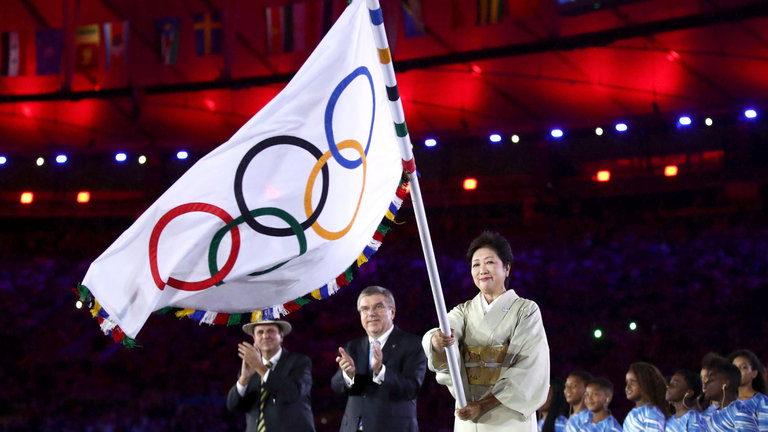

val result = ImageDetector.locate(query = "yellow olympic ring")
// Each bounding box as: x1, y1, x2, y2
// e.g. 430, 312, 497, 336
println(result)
304, 139, 366, 240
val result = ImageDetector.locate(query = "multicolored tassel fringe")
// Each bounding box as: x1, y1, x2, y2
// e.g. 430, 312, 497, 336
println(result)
75, 172, 410, 346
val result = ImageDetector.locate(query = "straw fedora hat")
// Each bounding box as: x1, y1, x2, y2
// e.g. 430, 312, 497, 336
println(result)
242, 320, 292, 336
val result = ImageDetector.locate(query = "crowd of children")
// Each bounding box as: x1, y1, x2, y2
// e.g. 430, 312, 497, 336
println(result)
537, 350, 768, 432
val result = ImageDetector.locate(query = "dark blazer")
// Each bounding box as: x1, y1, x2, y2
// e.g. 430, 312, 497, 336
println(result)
331, 326, 427, 432
227, 349, 315, 432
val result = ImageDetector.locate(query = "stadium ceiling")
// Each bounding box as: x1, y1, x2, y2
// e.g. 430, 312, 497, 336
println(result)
1, 0, 767, 155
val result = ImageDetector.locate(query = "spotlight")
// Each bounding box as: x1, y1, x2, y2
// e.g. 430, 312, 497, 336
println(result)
55, 154, 68, 164
36, 157, 45, 166
593, 329, 603, 339
678, 116, 691, 126
489, 134, 502, 143
0, 156, 6, 165
20, 192, 34, 204
615, 123, 628, 132
596, 170, 611, 182
511, 135, 520, 143
595, 127, 604, 136
745, 109, 757, 119
705, 118, 713, 126
463, 178, 478, 191
629, 322, 638, 331
176, 151, 189, 160
424, 138, 437, 147
77, 191, 91, 203
664, 165, 678, 177
75, 299, 83, 309
138, 155, 147, 165
550, 129, 563, 138
115, 152, 127, 162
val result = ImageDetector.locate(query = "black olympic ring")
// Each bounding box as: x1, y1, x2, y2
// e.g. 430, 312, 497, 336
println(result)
233, 135, 329, 236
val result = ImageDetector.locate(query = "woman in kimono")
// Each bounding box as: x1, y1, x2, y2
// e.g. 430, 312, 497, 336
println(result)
422, 231, 550, 431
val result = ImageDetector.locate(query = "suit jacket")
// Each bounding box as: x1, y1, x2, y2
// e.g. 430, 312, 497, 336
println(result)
227, 349, 315, 432
331, 326, 427, 432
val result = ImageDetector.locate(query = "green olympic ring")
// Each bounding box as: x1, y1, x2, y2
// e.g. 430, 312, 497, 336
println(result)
208, 207, 307, 284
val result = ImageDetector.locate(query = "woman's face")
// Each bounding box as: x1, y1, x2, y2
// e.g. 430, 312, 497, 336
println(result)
665, 373, 690, 403
471, 247, 510, 295
732, 356, 757, 387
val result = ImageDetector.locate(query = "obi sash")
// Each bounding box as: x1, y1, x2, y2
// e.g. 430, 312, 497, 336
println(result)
462, 344, 509, 386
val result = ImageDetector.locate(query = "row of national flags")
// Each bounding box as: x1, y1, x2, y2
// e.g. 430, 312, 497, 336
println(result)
1, 23, 127, 77
0, 0, 539, 77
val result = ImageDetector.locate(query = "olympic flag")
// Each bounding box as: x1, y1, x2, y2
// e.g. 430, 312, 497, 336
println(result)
78, 0, 407, 342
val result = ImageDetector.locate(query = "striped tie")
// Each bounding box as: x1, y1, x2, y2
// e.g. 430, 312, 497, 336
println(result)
257, 361, 272, 432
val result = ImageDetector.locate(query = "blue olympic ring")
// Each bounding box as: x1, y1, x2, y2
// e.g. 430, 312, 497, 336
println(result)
324, 66, 375, 170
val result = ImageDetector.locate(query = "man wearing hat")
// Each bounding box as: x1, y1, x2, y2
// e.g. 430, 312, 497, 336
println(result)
331, 285, 427, 432
226, 319, 315, 432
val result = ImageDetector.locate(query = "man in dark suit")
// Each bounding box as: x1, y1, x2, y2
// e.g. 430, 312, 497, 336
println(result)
331, 286, 427, 432
227, 319, 315, 432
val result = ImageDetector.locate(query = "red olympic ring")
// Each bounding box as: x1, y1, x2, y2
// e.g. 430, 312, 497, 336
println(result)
149, 202, 241, 291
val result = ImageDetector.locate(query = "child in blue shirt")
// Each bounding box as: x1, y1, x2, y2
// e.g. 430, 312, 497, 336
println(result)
582, 377, 622, 432
665, 369, 705, 432
623, 362, 670, 432
703, 358, 759, 432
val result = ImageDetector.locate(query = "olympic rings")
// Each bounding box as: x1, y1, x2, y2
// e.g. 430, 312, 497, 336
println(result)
234, 135, 329, 236
305, 140, 367, 240
325, 66, 375, 169
207, 207, 307, 281
149, 66, 377, 292
149, 202, 241, 291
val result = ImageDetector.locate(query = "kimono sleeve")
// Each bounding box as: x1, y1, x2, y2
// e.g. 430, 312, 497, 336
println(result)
491, 299, 550, 418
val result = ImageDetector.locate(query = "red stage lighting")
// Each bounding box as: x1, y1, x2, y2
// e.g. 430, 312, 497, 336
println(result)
595, 170, 611, 182
463, 178, 478, 190
204, 98, 216, 111
20, 192, 34, 204
664, 165, 678, 177
77, 191, 91, 203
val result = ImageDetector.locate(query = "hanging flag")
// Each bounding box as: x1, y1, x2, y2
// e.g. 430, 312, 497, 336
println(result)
266, 5, 294, 55
507, 0, 540, 19
75, 24, 100, 72
194, 13, 222, 56
401, 0, 425, 38
476, 0, 506, 25
451, 0, 465, 28
322, 0, 347, 35
78, 0, 407, 343
104, 21, 129, 70
35, 28, 62, 75
155, 17, 180, 65
1, 31, 23, 77
293, 0, 324, 53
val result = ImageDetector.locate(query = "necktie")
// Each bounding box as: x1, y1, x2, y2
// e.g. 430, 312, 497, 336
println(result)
369, 340, 380, 373
257, 361, 272, 432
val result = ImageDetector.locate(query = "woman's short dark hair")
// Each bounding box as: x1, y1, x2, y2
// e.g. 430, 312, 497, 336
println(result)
465, 231, 514, 269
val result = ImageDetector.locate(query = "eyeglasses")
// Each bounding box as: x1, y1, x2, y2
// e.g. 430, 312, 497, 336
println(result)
358, 303, 390, 315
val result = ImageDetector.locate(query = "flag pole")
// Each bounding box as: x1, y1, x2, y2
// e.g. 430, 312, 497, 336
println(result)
365, 0, 467, 408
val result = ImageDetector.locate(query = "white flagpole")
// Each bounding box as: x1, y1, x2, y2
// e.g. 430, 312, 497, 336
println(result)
365, 0, 467, 408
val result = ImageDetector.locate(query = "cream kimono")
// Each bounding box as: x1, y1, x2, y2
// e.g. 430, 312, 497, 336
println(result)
422, 289, 550, 432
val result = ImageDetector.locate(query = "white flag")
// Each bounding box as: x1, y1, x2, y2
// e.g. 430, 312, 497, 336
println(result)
79, 0, 406, 341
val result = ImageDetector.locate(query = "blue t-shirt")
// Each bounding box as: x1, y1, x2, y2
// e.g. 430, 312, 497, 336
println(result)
664, 410, 705, 432
566, 409, 594, 432
739, 393, 768, 432
538, 415, 568, 432
706, 399, 759, 432
623, 405, 666, 432
582, 415, 623, 432
701, 404, 718, 425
